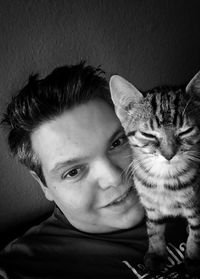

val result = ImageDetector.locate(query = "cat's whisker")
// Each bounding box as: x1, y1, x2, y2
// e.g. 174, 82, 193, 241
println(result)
129, 160, 147, 175
121, 163, 133, 183
186, 154, 200, 163
185, 150, 200, 160
123, 154, 135, 159
120, 155, 148, 182
121, 160, 144, 184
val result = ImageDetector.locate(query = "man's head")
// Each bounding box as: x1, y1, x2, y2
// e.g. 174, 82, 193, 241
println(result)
2, 62, 144, 233
2, 62, 112, 185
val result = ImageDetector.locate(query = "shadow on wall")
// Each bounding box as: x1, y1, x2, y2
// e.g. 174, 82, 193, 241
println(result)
0, 0, 200, 248
0, 132, 54, 249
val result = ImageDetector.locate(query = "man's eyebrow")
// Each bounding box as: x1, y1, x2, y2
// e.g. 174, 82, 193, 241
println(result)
50, 156, 89, 174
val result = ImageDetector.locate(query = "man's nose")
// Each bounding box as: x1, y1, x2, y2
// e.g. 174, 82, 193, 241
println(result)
95, 158, 122, 189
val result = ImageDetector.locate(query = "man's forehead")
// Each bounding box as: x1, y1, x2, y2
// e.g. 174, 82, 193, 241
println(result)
31, 99, 122, 173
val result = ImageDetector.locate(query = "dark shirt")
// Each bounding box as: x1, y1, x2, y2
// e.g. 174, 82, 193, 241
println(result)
0, 206, 188, 279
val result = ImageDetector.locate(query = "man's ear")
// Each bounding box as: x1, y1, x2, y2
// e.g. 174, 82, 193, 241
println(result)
30, 171, 54, 201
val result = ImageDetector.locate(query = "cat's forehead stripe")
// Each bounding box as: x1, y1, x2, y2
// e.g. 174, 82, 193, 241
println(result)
146, 87, 185, 127
151, 94, 157, 115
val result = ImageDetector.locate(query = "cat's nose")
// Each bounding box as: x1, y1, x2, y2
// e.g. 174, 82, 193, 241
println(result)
160, 147, 176, 161
163, 152, 175, 161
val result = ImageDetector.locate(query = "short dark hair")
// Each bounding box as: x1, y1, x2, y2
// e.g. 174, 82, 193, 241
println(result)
1, 61, 112, 185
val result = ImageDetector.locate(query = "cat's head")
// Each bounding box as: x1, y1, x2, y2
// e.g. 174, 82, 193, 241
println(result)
109, 71, 200, 176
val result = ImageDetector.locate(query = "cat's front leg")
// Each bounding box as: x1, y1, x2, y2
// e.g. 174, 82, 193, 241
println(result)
144, 213, 167, 272
184, 212, 200, 277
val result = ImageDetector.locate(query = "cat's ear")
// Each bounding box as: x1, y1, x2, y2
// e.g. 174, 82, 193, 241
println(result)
186, 70, 200, 96
109, 75, 143, 122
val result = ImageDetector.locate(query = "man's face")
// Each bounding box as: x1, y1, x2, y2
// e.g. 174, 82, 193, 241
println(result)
31, 99, 144, 233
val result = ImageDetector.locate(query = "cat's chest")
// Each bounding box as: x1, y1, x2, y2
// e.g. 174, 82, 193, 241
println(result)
136, 184, 184, 215
134, 171, 195, 216
138, 182, 181, 201
148, 189, 180, 210
134, 163, 180, 193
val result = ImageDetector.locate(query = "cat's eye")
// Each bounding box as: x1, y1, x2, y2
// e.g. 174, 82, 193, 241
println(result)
178, 127, 195, 138
140, 132, 157, 140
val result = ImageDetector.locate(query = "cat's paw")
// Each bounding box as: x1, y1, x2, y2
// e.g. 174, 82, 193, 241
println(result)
184, 257, 200, 277
144, 252, 167, 272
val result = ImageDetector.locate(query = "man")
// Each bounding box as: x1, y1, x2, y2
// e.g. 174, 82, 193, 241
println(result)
0, 62, 188, 278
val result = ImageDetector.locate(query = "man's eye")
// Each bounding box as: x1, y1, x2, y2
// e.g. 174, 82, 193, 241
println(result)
62, 168, 82, 180
110, 136, 127, 150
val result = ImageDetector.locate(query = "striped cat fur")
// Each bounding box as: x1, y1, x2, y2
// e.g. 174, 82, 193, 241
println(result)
110, 71, 200, 276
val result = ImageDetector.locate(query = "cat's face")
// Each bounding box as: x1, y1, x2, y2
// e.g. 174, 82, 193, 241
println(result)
109, 72, 200, 177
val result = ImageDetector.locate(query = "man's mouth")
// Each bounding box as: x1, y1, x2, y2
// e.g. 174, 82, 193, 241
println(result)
104, 187, 133, 207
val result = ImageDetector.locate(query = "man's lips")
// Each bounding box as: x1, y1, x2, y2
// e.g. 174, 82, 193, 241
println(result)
103, 187, 133, 207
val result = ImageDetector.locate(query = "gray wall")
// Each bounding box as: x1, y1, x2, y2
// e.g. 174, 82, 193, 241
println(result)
1, 0, 200, 248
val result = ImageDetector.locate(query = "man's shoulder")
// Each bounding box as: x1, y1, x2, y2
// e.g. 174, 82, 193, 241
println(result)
0, 211, 147, 278
0, 212, 189, 279
0, 207, 70, 252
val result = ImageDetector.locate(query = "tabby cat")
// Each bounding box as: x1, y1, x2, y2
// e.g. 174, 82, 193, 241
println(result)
109, 71, 200, 276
